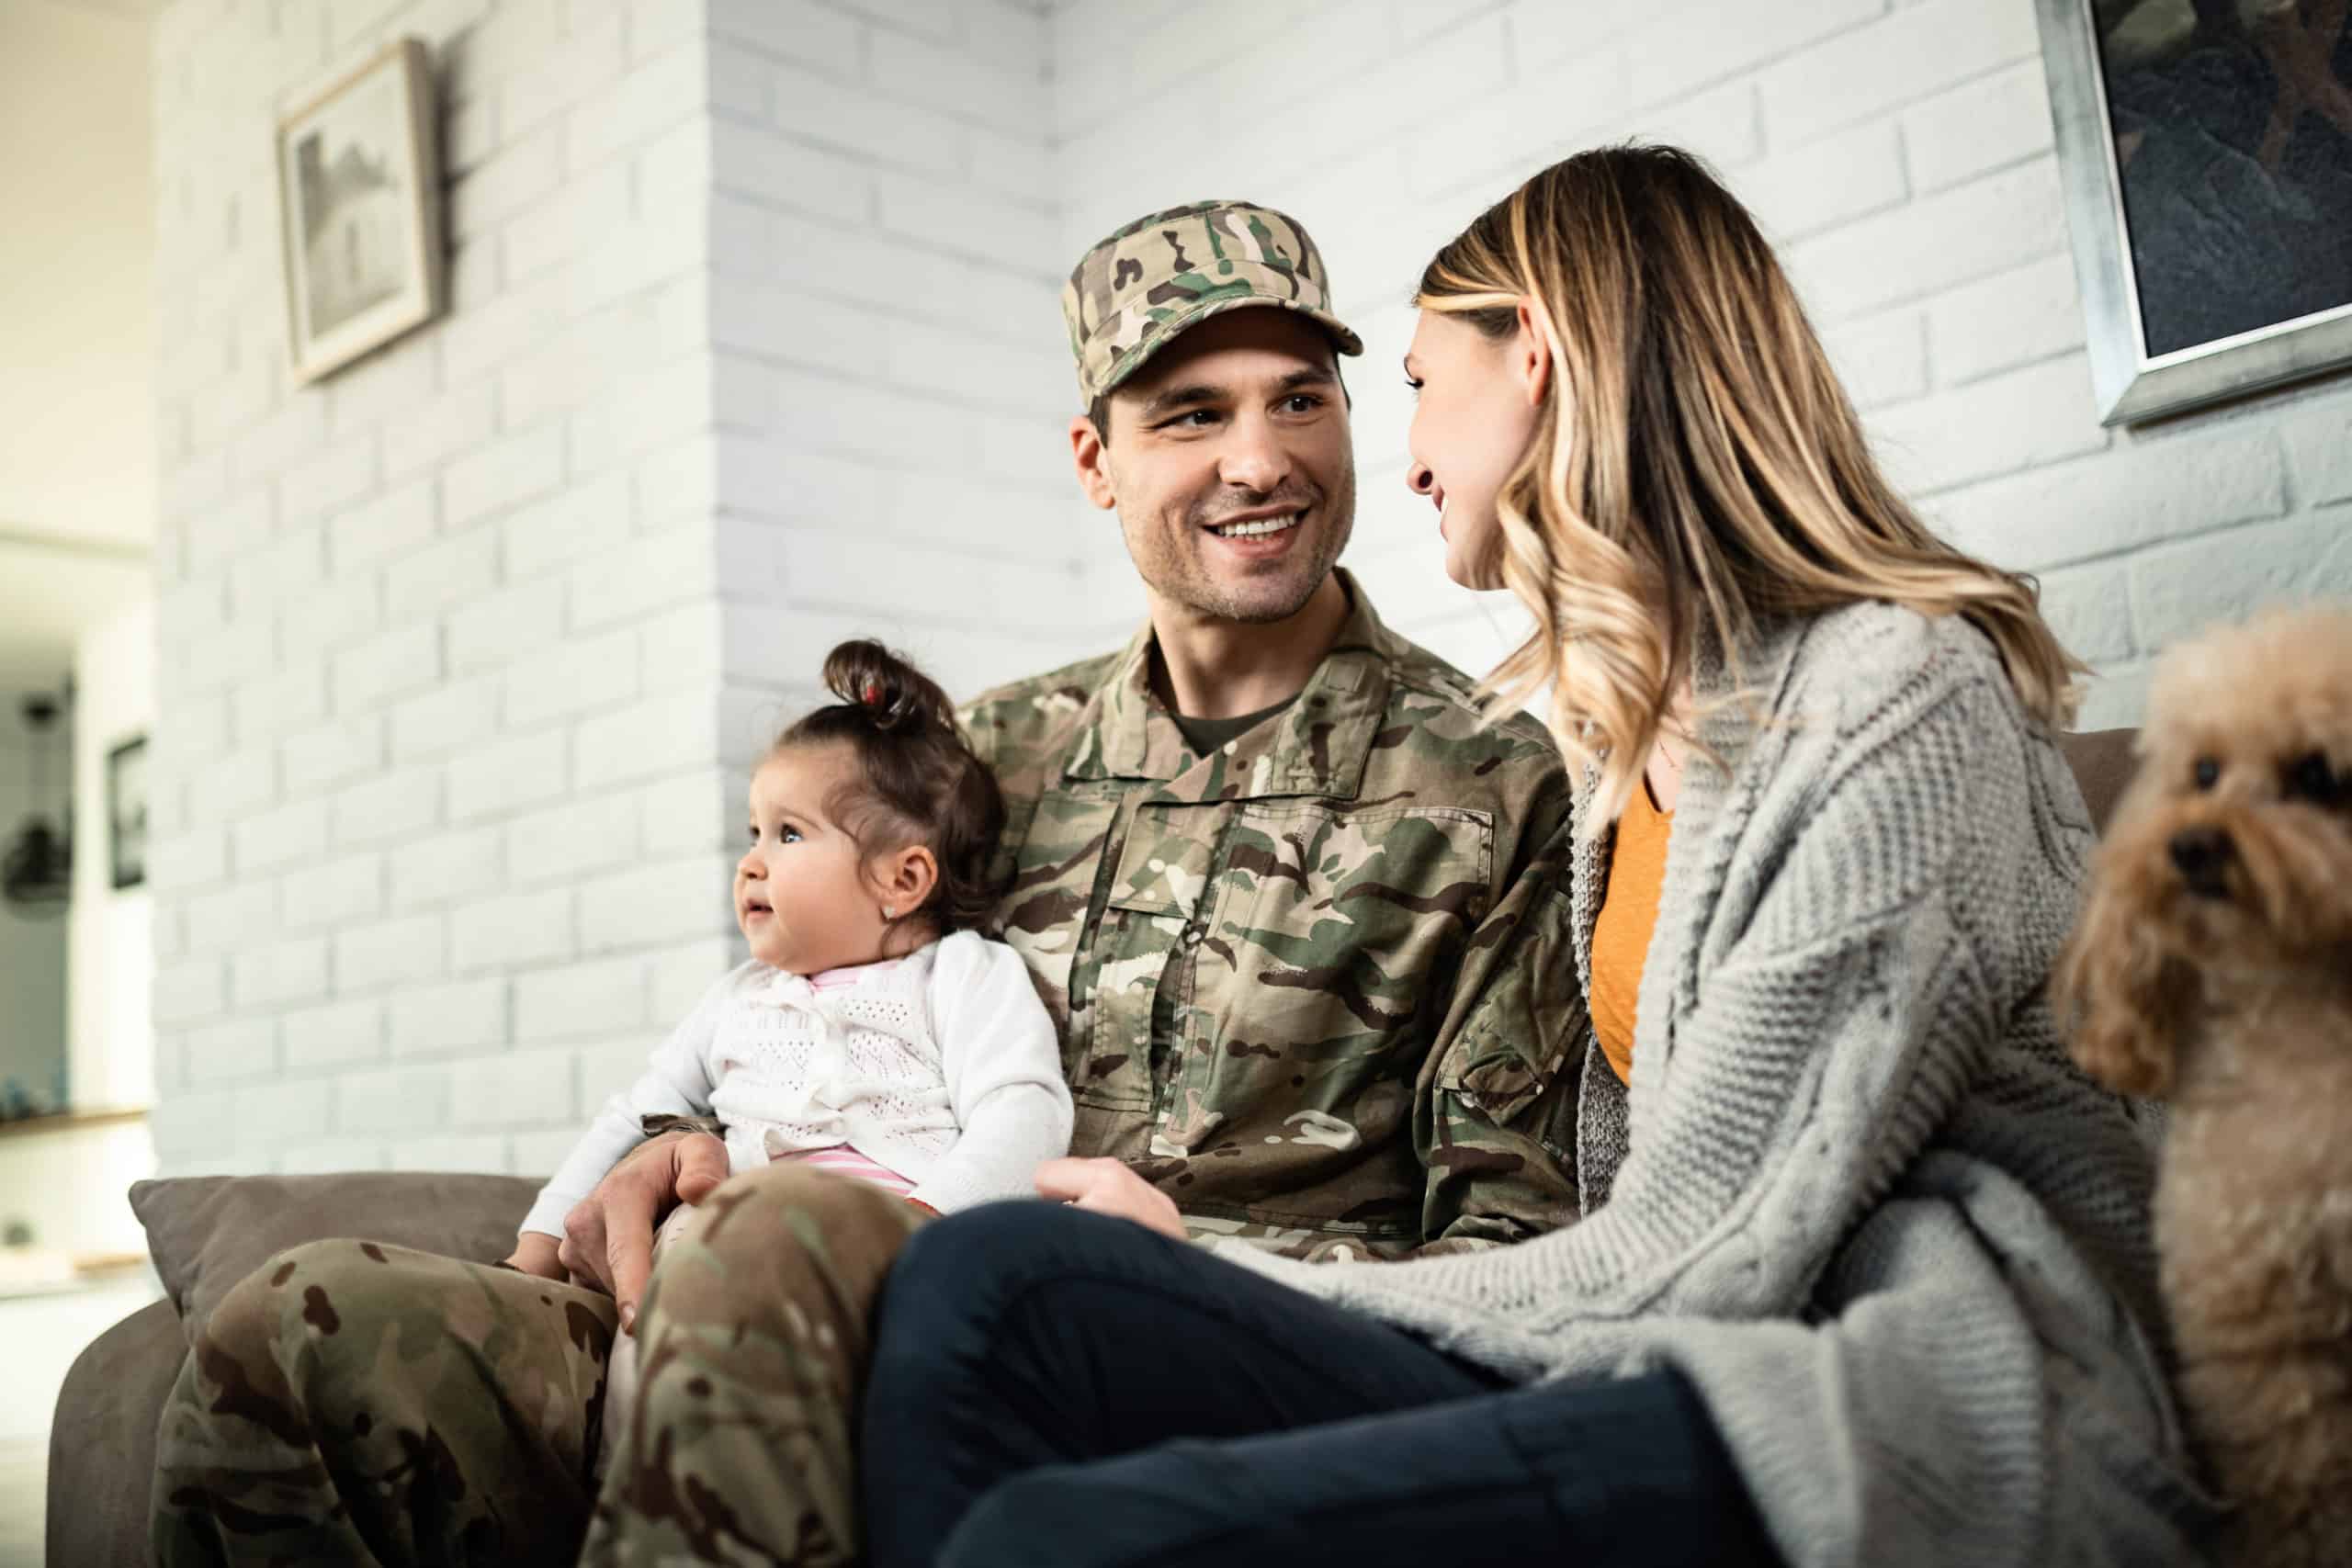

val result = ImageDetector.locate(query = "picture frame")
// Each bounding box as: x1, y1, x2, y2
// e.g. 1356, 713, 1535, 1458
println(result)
2034, 0, 2352, 425
107, 735, 147, 892
276, 37, 447, 386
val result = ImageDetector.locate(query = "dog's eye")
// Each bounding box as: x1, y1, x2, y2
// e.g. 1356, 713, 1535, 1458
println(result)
2284, 751, 2339, 804
2192, 758, 2220, 791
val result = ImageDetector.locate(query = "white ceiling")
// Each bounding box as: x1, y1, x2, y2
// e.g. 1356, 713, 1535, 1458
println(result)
0, 0, 156, 686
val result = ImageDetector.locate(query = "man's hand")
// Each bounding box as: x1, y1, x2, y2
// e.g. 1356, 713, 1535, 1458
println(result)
559, 1130, 729, 1332
502, 1231, 567, 1280
1035, 1157, 1185, 1240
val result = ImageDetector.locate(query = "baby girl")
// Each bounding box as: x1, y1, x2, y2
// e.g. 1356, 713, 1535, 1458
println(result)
503, 638, 1071, 1460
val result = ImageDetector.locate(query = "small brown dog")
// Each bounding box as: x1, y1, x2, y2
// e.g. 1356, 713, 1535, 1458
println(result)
2058, 604, 2352, 1568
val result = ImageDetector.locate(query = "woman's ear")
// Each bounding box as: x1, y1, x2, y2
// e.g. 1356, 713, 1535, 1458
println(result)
876, 843, 940, 920
1514, 296, 1557, 409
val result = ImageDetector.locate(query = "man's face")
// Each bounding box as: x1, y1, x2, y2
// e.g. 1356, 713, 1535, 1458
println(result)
1072, 310, 1357, 626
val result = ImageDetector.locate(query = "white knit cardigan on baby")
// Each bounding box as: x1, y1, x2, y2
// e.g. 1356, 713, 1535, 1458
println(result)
1214, 604, 2218, 1568
522, 931, 1072, 1233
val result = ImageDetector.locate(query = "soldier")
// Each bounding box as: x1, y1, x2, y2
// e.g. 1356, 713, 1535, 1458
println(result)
151, 201, 1583, 1568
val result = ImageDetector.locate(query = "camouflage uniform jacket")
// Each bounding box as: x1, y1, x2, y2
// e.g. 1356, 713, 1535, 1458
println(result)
960, 573, 1586, 1260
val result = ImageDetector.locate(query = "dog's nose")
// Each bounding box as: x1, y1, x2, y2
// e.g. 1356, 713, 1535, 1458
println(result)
2168, 827, 2235, 899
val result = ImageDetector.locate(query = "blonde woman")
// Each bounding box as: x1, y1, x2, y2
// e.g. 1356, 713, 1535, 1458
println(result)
853, 147, 2214, 1568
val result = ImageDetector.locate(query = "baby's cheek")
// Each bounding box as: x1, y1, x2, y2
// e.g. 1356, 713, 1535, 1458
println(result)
738, 909, 781, 964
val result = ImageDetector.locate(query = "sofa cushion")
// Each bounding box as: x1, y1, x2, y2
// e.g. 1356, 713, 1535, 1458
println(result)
130, 1171, 540, 1342
2058, 727, 2138, 837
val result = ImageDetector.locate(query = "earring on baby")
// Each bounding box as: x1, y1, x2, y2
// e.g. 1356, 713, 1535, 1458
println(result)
882, 904, 896, 920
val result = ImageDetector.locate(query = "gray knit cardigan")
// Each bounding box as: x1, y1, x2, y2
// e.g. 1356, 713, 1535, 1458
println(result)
1215, 603, 2220, 1568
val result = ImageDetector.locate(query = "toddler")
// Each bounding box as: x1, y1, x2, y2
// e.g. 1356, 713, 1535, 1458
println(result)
504, 638, 1072, 1463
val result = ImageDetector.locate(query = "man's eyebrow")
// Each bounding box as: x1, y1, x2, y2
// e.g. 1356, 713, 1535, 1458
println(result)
1136, 362, 1340, 420
1136, 382, 1226, 420
1274, 365, 1339, 394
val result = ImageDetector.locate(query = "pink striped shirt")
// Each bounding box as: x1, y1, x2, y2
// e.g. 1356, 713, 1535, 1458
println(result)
780, 1144, 920, 1198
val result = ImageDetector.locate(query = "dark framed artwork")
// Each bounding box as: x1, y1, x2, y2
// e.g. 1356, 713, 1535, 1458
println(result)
2036, 0, 2352, 423
107, 735, 147, 891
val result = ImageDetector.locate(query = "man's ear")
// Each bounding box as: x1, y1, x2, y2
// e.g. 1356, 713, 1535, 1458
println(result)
1070, 415, 1118, 510
1513, 296, 1556, 409
876, 844, 940, 919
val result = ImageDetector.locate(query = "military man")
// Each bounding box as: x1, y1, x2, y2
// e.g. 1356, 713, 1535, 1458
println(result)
152, 201, 1584, 1568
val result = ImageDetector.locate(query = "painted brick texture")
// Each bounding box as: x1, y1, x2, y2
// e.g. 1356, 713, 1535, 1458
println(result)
151, 0, 1072, 1178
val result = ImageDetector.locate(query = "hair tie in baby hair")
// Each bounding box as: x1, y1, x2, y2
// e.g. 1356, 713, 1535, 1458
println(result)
863, 682, 883, 706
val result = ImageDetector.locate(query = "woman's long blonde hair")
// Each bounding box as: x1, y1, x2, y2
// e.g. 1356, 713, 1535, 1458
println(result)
1421, 145, 2083, 830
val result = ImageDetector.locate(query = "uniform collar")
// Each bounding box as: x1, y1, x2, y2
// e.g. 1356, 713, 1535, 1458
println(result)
1061, 569, 1395, 804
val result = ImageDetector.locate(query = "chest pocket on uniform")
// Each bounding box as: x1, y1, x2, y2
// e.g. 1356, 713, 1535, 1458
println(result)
1194, 804, 1494, 1079
1077, 807, 1221, 1107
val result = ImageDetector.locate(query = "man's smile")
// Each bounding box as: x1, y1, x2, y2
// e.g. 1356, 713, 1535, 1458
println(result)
1204, 505, 1306, 540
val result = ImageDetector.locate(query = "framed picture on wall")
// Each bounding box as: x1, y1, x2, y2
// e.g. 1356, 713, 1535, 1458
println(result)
107, 736, 147, 891
276, 37, 447, 386
2036, 0, 2352, 424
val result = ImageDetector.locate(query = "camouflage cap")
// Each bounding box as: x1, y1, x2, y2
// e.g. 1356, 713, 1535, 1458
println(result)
1062, 199, 1364, 406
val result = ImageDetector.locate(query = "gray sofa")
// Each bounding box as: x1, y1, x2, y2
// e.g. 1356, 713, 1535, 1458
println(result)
47, 729, 2146, 1568
50, 1171, 547, 1568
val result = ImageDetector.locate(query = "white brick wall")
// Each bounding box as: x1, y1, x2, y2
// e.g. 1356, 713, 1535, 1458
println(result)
148, 0, 2352, 1178
1048, 0, 2352, 725
699, 0, 1097, 761
147, 0, 746, 1177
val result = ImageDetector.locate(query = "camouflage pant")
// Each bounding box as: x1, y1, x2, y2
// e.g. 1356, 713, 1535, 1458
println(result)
151, 1165, 925, 1567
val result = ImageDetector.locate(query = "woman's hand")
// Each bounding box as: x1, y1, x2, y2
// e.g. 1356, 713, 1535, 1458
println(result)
560, 1130, 730, 1332
1035, 1156, 1186, 1240
502, 1231, 567, 1280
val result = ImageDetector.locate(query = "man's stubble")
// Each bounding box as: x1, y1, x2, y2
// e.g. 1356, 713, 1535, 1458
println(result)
1112, 455, 1360, 627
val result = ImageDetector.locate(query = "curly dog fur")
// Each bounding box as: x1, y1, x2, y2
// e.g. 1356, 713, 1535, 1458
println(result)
2056, 605, 2352, 1568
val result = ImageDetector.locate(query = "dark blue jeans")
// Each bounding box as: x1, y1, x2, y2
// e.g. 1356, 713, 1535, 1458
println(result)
858, 1202, 1782, 1568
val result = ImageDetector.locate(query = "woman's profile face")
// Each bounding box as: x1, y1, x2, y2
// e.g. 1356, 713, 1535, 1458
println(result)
1404, 308, 1547, 591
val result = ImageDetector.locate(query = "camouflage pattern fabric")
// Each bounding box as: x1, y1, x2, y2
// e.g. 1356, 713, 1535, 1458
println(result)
965, 570, 1587, 1262
1062, 198, 1364, 403
581, 1165, 923, 1567
151, 1165, 923, 1568
150, 1237, 617, 1567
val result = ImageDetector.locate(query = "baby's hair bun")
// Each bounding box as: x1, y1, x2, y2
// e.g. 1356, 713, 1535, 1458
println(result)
780, 637, 1005, 933
821, 639, 953, 733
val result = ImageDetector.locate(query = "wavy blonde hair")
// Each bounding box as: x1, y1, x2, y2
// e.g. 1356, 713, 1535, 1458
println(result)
1420, 145, 2084, 832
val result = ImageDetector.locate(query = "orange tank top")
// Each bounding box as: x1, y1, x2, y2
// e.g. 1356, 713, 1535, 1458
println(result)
1589, 776, 1673, 1087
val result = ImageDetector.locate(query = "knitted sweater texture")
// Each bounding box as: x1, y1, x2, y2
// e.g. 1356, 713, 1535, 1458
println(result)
1214, 604, 2216, 1567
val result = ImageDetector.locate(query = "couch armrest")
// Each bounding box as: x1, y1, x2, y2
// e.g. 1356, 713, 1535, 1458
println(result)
48, 1297, 185, 1568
